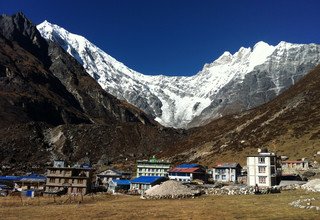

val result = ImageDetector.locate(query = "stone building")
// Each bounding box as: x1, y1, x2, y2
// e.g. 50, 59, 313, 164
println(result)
281, 159, 309, 174
45, 160, 94, 195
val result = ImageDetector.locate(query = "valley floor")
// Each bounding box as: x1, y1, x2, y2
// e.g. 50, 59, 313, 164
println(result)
0, 190, 319, 219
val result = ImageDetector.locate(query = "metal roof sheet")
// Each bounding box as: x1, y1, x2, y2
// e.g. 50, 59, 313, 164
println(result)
282, 160, 307, 163
112, 179, 131, 185
214, 163, 241, 168
131, 176, 165, 184
176, 164, 200, 168
169, 167, 203, 173
0, 173, 46, 182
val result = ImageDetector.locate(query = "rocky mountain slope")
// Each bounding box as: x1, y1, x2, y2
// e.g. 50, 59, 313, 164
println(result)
38, 21, 320, 128
0, 13, 183, 174
164, 64, 320, 166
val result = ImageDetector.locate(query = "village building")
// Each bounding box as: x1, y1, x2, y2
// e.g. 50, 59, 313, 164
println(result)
108, 179, 131, 193
168, 164, 207, 183
212, 163, 242, 182
247, 149, 281, 187
45, 160, 94, 195
130, 176, 167, 194
136, 156, 171, 177
0, 173, 46, 191
96, 168, 131, 186
281, 159, 309, 174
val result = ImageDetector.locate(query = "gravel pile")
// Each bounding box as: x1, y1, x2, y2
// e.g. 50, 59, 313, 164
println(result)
302, 179, 320, 192
143, 180, 200, 199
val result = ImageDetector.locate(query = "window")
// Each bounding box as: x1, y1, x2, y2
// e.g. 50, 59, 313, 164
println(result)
222, 175, 226, 180
258, 166, 266, 173
215, 175, 219, 180
218, 169, 226, 174
258, 157, 265, 164
78, 179, 83, 184
259, 176, 267, 184
49, 178, 55, 183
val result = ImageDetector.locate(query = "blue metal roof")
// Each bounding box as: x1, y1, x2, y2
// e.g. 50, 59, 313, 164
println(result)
0, 176, 21, 181
112, 179, 131, 185
176, 164, 200, 168
131, 176, 165, 184
0, 173, 46, 182
0, 184, 11, 189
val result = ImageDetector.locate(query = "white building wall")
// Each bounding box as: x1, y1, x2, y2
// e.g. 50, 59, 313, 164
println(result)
168, 174, 192, 182
136, 163, 171, 177
213, 168, 237, 182
247, 155, 276, 187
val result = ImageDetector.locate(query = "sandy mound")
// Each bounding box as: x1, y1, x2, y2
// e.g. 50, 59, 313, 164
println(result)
144, 180, 200, 199
301, 179, 320, 192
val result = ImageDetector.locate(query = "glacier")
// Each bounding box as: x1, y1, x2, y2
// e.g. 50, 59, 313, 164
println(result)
37, 21, 320, 128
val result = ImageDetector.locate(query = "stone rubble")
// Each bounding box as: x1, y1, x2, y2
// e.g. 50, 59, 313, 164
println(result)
289, 198, 320, 211
205, 185, 280, 195
279, 184, 302, 191
143, 180, 200, 199
301, 179, 320, 192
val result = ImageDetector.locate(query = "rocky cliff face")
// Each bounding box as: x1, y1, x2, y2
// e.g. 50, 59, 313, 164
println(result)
38, 21, 320, 128
0, 13, 181, 174
163, 64, 320, 167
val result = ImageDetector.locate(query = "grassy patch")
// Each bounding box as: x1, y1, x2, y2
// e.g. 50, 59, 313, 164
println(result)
0, 190, 319, 219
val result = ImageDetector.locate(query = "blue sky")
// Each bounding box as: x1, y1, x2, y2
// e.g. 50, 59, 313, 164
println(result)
1, 0, 320, 76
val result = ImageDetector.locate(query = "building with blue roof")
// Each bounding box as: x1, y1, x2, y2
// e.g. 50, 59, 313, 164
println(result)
108, 179, 131, 193
0, 173, 46, 191
130, 176, 167, 194
176, 164, 200, 168
168, 163, 207, 183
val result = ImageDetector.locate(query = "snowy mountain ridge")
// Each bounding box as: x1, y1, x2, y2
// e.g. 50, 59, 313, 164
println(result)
37, 21, 320, 128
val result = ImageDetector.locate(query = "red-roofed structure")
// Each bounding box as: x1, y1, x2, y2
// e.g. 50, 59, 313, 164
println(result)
168, 164, 206, 183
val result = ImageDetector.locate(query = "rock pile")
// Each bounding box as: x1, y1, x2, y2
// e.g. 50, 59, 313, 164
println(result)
206, 185, 280, 195
206, 186, 255, 195
301, 179, 320, 192
280, 184, 302, 191
289, 198, 320, 211
143, 180, 200, 199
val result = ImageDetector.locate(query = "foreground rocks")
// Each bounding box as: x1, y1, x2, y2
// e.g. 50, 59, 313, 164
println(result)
289, 198, 320, 211
301, 179, 320, 192
205, 185, 280, 195
143, 180, 201, 199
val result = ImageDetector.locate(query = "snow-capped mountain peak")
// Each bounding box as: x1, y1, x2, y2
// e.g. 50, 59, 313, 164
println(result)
37, 21, 320, 128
